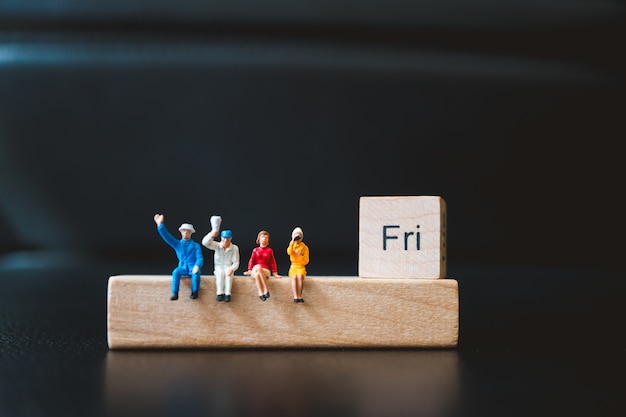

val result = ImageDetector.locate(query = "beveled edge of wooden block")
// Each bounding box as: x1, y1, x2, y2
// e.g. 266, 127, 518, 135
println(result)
358, 195, 445, 202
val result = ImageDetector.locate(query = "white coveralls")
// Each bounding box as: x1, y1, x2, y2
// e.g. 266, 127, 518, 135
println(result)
202, 234, 240, 296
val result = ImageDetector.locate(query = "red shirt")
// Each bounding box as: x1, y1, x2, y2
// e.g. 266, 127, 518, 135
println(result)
248, 246, 278, 273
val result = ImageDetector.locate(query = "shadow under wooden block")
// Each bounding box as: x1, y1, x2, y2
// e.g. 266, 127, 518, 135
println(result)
107, 275, 458, 349
359, 196, 446, 278
105, 349, 459, 417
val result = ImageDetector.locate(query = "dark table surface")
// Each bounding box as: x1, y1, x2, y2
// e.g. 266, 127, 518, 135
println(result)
1, 252, 624, 417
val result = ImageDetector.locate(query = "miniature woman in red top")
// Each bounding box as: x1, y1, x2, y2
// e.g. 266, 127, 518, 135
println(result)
244, 230, 282, 301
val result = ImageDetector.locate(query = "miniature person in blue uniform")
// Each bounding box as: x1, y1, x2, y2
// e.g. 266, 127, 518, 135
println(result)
154, 214, 204, 300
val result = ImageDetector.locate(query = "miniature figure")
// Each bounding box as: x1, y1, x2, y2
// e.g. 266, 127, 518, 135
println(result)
153, 214, 204, 300
202, 225, 240, 302
287, 227, 309, 303
243, 230, 281, 301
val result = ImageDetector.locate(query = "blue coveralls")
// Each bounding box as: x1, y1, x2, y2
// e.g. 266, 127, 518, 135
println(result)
157, 224, 204, 294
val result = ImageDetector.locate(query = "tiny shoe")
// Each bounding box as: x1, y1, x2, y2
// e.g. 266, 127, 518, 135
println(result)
190, 292, 198, 299
298, 298, 304, 303
217, 294, 225, 302
264, 292, 270, 299
170, 293, 179, 301
260, 295, 266, 301
224, 295, 231, 302
294, 298, 298, 303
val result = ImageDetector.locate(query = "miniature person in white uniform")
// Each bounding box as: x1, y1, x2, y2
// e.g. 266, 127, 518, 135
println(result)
202, 229, 240, 302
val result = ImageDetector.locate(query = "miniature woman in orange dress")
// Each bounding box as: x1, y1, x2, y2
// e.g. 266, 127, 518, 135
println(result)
287, 227, 309, 303
244, 230, 281, 301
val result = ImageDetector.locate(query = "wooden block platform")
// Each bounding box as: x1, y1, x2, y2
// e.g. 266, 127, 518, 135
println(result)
107, 275, 459, 349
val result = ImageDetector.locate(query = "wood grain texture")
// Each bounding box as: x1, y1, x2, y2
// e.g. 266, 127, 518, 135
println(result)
107, 275, 458, 349
359, 196, 446, 278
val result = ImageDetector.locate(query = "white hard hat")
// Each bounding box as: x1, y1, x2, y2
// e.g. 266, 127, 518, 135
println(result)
178, 223, 195, 233
291, 227, 303, 240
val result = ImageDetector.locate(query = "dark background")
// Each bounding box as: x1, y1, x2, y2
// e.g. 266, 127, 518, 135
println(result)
1, 1, 625, 416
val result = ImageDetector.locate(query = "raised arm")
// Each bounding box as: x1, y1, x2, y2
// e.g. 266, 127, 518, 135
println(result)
201, 229, 219, 250
154, 214, 178, 249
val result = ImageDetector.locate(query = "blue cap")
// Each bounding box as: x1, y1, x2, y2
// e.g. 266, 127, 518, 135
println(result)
221, 230, 232, 239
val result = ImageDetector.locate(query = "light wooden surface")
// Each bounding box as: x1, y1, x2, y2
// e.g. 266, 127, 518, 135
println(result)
107, 275, 458, 349
359, 196, 446, 278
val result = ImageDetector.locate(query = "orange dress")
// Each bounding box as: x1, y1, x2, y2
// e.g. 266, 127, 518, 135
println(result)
287, 240, 309, 276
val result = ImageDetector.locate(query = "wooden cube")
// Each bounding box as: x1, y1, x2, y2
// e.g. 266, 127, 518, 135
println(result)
359, 196, 446, 278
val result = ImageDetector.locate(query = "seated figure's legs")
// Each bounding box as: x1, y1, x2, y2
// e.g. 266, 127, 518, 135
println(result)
224, 270, 233, 296
215, 268, 225, 295
251, 264, 269, 297
172, 267, 185, 294
190, 272, 201, 294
